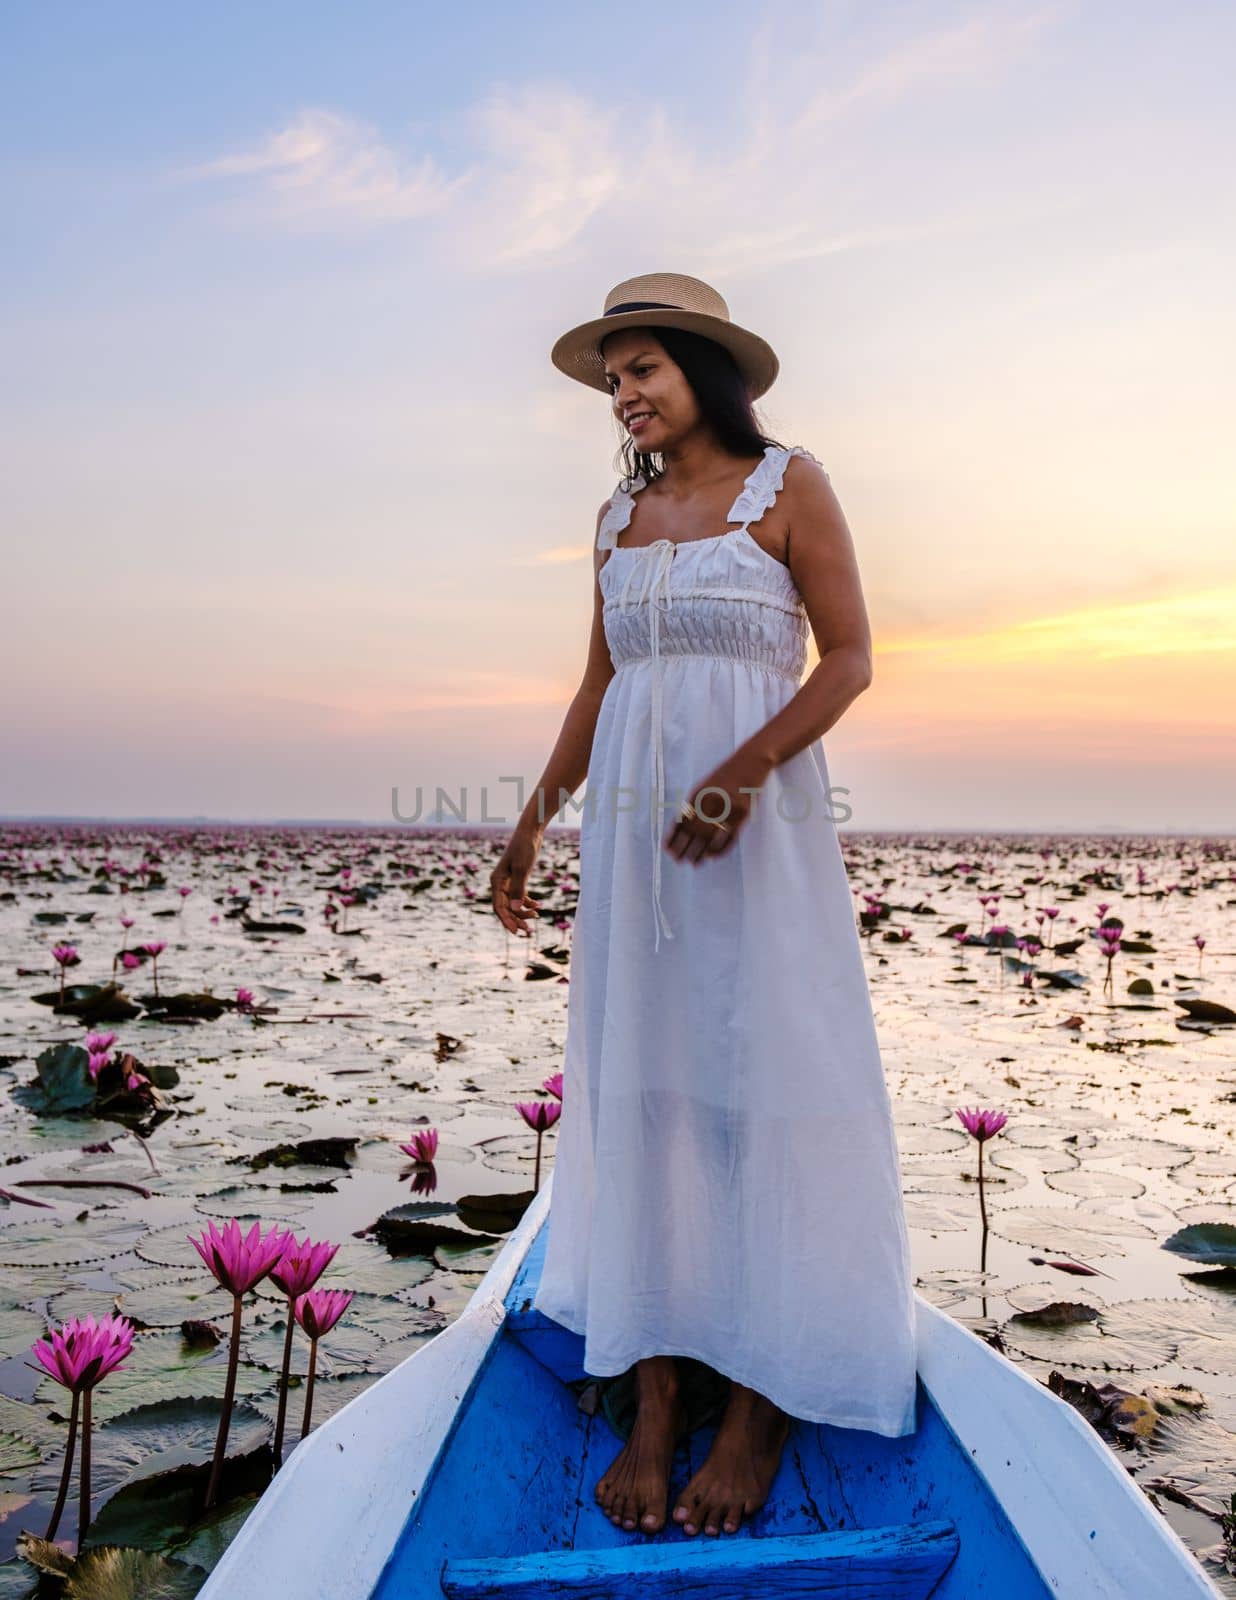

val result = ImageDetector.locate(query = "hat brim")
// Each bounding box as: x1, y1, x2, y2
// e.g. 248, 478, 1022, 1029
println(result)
551, 309, 779, 401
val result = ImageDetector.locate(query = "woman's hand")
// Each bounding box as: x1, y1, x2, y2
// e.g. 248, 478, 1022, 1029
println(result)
490, 826, 543, 936
663, 755, 771, 865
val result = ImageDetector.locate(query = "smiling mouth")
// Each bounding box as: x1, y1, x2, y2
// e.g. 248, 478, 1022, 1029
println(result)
627, 412, 655, 429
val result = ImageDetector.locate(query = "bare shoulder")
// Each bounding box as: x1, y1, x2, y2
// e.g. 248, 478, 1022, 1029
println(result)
782, 449, 850, 556
782, 447, 835, 503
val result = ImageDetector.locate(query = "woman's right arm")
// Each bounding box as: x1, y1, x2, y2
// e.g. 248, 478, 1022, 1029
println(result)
490, 500, 616, 936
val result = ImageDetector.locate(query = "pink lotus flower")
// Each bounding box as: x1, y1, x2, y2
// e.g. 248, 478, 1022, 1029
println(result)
235, 986, 255, 1012
187, 1218, 292, 1296
517, 1100, 562, 1133
268, 1235, 339, 1465
141, 940, 166, 958
955, 1107, 1007, 1252
294, 1288, 354, 1340
400, 1128, 439, 1164
517, 1099, 561, 1194
87, 1051, 111, 1083
188, 1219, 292, 1509
31, 1313, 136, 1547
51, 943, 79, 968
84, 1031, 116, 1054
269, 1235, 339, 1299
955, 1107, 1008, 1142
542, 1071, 564, 1101
121, 951, 141, 970
32, 1313, 135, 1393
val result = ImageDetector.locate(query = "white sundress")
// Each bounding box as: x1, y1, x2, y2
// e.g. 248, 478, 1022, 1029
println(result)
532, 444, 918, 1436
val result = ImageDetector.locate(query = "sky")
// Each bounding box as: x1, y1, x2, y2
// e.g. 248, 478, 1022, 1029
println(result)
2, 1, 1233, 832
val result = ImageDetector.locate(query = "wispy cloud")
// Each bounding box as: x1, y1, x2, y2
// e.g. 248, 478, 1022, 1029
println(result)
179, 5, 1065, 268
457, 81, 624, 264
182, 108, 466, 225
791, 5, 1066, 132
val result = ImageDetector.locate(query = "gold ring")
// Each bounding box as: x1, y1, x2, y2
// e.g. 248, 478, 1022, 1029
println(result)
679, 801, 697, 821
713, 821, 732, 833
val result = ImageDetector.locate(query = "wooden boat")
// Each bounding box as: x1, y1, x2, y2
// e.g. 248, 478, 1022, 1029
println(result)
199, 1173, 1219, 1598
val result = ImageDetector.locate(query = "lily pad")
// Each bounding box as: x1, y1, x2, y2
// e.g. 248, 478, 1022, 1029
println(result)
134, 1223, 219, 1271
0, 1307, 44, 1360
1005, 1278, 1109, 1312
0, 1218, 147, 1270
242, 1317, 382, 1377
1163, 1223, 1236, 1269
1044, 1168, 1146, 1200
255, 1240, 435, 1301
0, 1432, 40, 1476
988, 1206, 1153, 1257
1001, 1297, 1211, 1371
33, 1399, 269, 1499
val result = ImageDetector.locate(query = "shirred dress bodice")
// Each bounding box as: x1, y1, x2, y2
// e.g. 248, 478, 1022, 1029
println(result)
600, 529, 810, 682
593, 444, 822, 947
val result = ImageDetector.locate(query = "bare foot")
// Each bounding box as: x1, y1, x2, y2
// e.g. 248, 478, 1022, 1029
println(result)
594, 1356, 688, 1534
672, 1381, 791, 1536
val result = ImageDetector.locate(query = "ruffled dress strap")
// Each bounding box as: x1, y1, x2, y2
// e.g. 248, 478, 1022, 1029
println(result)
597, 473, 648, 551
726, 444, 828, 533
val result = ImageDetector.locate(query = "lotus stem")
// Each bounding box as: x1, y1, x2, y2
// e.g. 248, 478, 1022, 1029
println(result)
977, 1141, 990, 1274
44, 1388, 79, 1542
272, 1300, 296, 1466
204, 1292, 244, 1510
78, 1390, 92, 1551
128, 1127, 161, 1174
976, 1139, 988, 1232
300, 1338, 319, 1439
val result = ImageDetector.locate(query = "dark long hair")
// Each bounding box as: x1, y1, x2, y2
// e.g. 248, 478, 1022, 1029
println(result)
602, 325, 786, 488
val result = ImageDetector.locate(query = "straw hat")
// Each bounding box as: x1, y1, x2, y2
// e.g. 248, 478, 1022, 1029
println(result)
550, 272, 779, 400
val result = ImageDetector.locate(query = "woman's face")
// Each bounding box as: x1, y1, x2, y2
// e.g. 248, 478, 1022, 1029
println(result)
601, 329, 697, 450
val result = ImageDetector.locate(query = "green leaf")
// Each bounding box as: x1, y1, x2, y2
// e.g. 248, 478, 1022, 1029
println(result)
1163, 1223, 1236, 1268
81, 1449, 271, 1554
32, 1399, 268, 1499
32, 1043, 96, 1112
165, 1495, 259, 1575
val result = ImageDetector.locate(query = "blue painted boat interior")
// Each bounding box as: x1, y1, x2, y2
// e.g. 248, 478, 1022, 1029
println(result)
372, 1222, 1054, 1597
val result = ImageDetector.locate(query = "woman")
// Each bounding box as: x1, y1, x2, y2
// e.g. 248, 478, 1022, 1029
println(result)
490, 272, 917, 1543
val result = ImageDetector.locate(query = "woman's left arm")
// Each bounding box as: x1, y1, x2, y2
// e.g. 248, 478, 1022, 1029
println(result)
745, 453, 874, 767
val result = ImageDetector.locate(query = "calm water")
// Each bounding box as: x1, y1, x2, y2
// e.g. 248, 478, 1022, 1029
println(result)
0, 822, 1232, 1592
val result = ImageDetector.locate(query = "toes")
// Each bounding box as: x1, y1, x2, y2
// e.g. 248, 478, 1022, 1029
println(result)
722, 1503, 742, 1534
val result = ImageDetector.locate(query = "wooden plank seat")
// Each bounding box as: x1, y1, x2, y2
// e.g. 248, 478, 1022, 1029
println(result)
440, 1517, 960, 1598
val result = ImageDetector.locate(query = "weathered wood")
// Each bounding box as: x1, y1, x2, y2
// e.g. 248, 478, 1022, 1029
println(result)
441, 1519, 959, 1598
